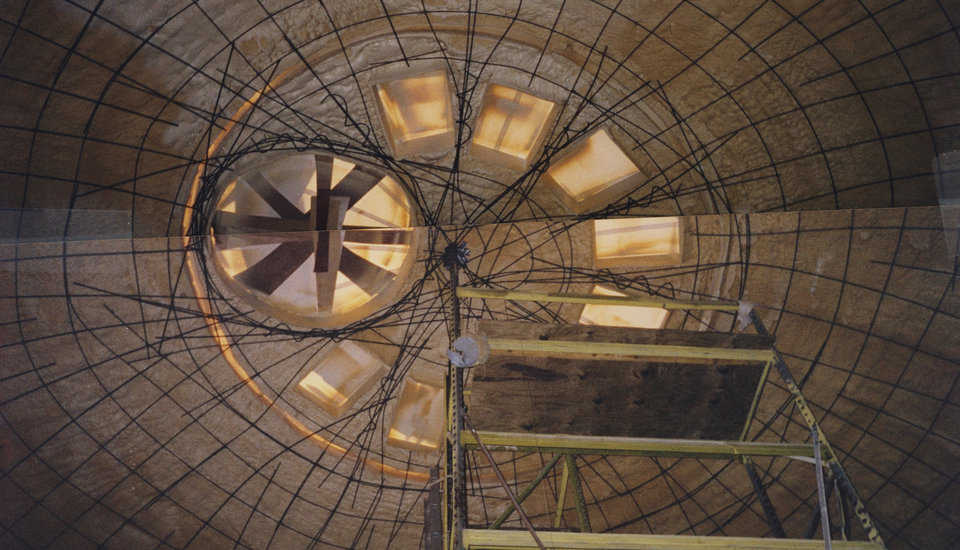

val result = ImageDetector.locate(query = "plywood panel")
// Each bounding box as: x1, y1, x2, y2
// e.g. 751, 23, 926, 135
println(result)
469, 322, 768, 439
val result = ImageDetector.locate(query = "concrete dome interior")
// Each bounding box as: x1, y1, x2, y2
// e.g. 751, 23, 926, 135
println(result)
0, 1, 957, 549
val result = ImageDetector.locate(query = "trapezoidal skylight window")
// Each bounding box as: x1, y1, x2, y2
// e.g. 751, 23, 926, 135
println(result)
297, 340, 388, 418
593, 216, 683, 268
471, 83, 556, 170
387, 378, 444, 453
545, 127, 644, 213
375, 69, 455, 158
209, 153, 420, 328
578, 285, 669, 329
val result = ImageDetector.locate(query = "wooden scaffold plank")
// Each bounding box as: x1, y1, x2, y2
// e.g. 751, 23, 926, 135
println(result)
462, 529, 886, 549
457, 287, 740, 311
463, 431, 814, 459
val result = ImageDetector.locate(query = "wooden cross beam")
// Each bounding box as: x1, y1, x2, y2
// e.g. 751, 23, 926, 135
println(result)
212, 154, 411, 310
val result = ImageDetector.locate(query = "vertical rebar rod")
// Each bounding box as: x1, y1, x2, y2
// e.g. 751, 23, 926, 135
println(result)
837, 479, 851, 541
444, 245, 467, 549
743, 459, 787, 538
750, 311, 886, 548
425, 466, 444, 550
813, 427, 832, 550
804, 479, 835, 539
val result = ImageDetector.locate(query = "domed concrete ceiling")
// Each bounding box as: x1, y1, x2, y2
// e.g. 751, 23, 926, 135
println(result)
0, 1, 957, 549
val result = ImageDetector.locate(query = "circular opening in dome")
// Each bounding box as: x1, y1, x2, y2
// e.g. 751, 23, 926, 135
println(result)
207, 153, 420, 328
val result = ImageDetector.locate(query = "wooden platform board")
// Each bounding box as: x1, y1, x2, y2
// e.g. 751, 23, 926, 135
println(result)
468, 322, 771, 440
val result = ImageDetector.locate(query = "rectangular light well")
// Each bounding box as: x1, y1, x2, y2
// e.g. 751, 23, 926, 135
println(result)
546, 128, 642, 213
594, 217, 683, 268
579, 285, 669, 329
375, 70, 455, 158
471, 84, 556, 170
298, 341, 387, 418
387, 379, 445, 452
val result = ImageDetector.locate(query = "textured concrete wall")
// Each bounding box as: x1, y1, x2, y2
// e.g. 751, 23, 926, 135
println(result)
0, 1, 958, 549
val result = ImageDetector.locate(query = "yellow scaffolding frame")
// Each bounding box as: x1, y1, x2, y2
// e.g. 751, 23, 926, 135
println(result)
456, 287, 739, 311
487, 338, 774, 363
462, 431, 814, 458
461, 530, 884, 549
450, 288, 887, 550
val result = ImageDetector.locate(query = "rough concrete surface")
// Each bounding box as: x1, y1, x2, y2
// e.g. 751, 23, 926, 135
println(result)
0, 1, 958, 549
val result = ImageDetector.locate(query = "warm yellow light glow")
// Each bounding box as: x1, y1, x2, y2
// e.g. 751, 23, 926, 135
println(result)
332, 271, 374, 312
261, 154, 316, 213
330, 158, 356, 189
377, 75, 451, 141
211, 154, 418, 326
594, 217, 683, 267
387, 428, 439, 450
579, 285, 669, 329
297, 341, 387, 417
343, 242, 408, 273
387, 379, 444, 452
216, 180, 238, 210
343, 176, 411, 228
300, 371, 348, 407
269, 250, 317, 305
216, 244, 278, 277
222, 178, 282, 218
376, 71, 454, 157
472, 84, 555, 164
183, 59, 430, 482
547, 128, 639, 201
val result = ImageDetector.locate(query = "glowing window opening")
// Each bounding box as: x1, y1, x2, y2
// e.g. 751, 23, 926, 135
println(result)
546, 128, 641, 211
579, 285, 669, 329
343, 176, 411, 228
387, 379, 445, 452
210, 154, 417, 327
343, 242, 409, 273
593, 217, 683, 268
472, 83, 556, 168
375, 71, 455, 158
297, 341, 388, 418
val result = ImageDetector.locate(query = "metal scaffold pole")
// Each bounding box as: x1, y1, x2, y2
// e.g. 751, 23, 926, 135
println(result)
443, 243, 469, 549
749, 310, 886, 549
450, 287, 887, 550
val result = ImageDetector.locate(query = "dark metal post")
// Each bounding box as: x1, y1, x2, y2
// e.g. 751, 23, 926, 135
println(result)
813, 427, 832, 550
743, 459, 787, 538
804, 479, 835, 539
443, 242, 469, 549
837, 478, 851, 541
424, 466, 443, 550
749, 311, 886, 548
